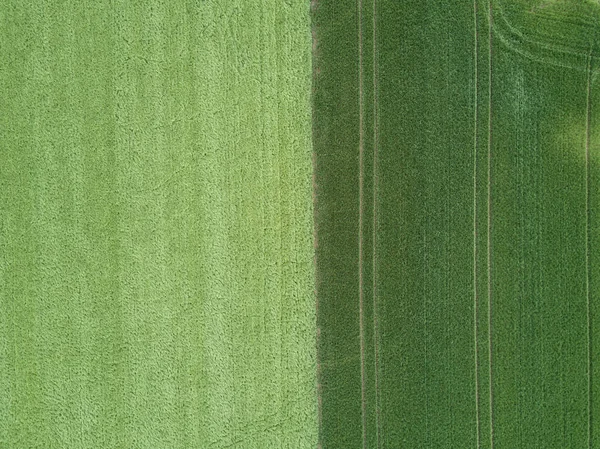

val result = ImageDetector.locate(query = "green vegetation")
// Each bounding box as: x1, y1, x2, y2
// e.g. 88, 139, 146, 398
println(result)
3, 0, 600, 447
0, 1, 315, 448
313, 0, 600, 447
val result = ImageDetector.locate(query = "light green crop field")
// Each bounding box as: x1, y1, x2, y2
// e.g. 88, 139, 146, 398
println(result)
0, 1, 315, 448
313, 0, 600, 448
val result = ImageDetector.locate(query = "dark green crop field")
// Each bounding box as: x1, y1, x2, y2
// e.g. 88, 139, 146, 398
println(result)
313, 0, 600, 447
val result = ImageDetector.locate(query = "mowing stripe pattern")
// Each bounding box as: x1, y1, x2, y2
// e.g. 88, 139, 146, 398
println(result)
0, 2, 316, 448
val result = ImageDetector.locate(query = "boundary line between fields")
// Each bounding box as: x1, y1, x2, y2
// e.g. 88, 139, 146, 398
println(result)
310, 0, 324, 445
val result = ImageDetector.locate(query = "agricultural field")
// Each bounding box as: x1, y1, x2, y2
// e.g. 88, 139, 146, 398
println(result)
0, 1, 315, 448
2, 0, 600, 448
313, 0, 600, 448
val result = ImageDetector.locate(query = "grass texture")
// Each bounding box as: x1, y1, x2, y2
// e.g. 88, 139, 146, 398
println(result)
0, 1, 316, 448
313, 0, 600, 447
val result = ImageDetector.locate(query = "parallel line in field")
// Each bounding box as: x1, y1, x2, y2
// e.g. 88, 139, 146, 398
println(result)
313, 147, 323, 447
358, 0, 367, 446
487, 1, 495, 448
473, 1, 482, 448
373, 0, 381, 446
585, 48, 593, 449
